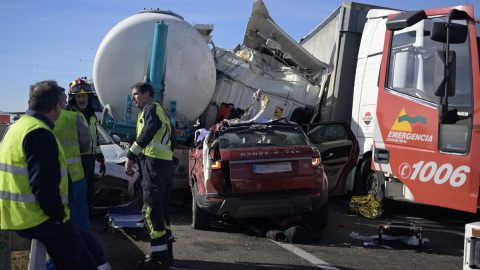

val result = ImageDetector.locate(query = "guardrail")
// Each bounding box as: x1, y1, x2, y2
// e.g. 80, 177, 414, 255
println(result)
0, 229, 35, 269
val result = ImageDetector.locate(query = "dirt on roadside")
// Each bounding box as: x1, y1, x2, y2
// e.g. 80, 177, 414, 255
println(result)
11, 251, 29, 270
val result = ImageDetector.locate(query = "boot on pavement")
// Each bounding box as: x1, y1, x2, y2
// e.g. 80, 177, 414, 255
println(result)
135, 257, 169, 270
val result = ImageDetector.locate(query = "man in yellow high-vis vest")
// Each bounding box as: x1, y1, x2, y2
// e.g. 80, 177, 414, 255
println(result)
125, 82, 177, 270
54, 90, 91, 230
0, 80, 110, 270
66, 78, 106, 216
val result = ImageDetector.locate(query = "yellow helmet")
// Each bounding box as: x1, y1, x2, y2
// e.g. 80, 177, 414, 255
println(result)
68, 78, 91, 95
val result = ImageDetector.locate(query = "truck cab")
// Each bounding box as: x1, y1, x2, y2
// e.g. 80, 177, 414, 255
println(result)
373, 5, 479, 212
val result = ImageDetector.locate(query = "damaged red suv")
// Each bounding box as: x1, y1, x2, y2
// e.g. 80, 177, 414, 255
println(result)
188, 119, 328, 231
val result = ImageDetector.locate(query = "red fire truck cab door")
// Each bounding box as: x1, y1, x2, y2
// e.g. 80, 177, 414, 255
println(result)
374, 5, 479, 213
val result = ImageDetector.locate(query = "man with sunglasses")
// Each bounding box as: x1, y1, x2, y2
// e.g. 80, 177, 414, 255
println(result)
66, 78, 106, 216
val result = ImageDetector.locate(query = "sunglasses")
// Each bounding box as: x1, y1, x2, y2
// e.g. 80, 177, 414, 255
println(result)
70, 83, 91, 94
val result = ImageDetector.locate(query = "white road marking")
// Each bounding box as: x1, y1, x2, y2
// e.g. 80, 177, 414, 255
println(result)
270, 239, 340, 269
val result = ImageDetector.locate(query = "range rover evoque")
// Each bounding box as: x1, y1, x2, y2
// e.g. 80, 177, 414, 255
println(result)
188, 119, 329, 231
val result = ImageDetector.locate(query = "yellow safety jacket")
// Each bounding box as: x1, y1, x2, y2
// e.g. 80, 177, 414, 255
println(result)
0, 115, 70, 230
79, 113, 102, 156
54, 110, 84, 182
130, 102, 172, 160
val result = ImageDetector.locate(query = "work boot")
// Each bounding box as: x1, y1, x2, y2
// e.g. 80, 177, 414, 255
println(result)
167, 237, 175, 266
135, 257, 169, 270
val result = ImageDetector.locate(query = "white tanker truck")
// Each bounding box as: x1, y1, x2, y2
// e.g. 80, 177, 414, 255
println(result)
93, 9, 217, 190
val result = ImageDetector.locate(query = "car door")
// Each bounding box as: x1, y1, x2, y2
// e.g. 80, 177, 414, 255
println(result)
304, 121, 359, 195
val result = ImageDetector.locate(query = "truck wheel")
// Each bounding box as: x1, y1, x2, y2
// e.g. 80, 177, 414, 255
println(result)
305, 203, 328, 232
191, 182, 213, 230
355, 158, 384, 202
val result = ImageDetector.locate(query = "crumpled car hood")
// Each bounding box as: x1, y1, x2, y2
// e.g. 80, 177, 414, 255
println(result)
101, 144, 128, 163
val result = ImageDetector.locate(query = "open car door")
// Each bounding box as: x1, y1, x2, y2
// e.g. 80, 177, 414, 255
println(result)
305, 121, 359, 195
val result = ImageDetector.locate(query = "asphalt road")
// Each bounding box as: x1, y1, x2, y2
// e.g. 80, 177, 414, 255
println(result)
91, 194, 479, 270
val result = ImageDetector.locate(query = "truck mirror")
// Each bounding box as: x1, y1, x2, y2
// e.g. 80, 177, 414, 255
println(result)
430, 22, 468, 44
386, 10, 427, 31
449, 9, 469, 20
434, 51, 456, 97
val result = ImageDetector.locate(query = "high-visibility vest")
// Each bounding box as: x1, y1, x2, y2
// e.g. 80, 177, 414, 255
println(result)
77, 112, 101, 156
0, 115, 70, 230
54, 110, 84, 182
129, 102, 172, 160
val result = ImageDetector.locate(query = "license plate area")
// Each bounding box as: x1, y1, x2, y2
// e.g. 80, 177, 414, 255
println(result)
253, 162, 292, 174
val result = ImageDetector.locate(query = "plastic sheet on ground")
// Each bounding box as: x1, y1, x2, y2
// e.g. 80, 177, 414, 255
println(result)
348, 195, 383, 218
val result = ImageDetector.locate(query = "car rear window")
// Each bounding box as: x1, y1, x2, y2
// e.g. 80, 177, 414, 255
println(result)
218, 124, 309, 149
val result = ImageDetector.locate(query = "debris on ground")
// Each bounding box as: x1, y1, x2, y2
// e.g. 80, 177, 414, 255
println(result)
348, 195, 383, 218
349, 231, 430, 246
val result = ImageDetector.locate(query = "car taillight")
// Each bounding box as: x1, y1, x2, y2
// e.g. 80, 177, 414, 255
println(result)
211, 161, 222, 169
312, 158, 320, 166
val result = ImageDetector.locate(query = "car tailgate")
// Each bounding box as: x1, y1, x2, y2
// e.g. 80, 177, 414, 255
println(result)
229, 157, 315, 193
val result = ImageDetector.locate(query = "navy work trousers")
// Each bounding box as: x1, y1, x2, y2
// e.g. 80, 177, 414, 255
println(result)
140, 155, 174, 249
16, 219, 107, 270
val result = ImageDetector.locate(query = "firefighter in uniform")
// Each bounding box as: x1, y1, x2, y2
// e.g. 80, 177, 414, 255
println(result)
125, 82, 176, 270
54, 90, 91, 230
0, 80, 110, 270
66, 78, 106, 215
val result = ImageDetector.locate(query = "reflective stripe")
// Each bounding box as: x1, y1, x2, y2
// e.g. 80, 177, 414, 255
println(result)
97, 262, 111, 270
151, 244, 168, 252
66, 157, 81, 165
0, 164, 68, 177
59, 139, 78, 146
161, 126, 170, 145
150, 141, 172, 152
0, 191, 37, 203
0, 190, 68, 204
131, 144, 143, 155
145, 206, 166, 239
61, 168, 68, 178
0, 163, 28, 176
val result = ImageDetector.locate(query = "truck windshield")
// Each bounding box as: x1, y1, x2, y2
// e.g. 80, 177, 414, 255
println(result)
218, 125, 310, 149
386, 16, 472, 107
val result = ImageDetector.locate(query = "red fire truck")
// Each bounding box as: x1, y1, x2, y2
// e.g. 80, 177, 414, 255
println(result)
371, 5, 478, 212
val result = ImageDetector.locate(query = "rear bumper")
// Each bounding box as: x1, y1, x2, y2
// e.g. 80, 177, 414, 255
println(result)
196, 189, 328, 219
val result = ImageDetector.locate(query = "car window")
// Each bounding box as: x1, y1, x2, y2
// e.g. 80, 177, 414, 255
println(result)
307, 124, 348, 144
218, 125, 309, 149
96, 124, 113, 145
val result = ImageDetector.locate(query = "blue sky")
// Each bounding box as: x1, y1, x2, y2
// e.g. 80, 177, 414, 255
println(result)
0, 0, 476, 113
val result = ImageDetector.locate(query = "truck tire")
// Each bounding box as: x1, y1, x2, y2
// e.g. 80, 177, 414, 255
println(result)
191, 182, 213, 230
355, 157, 384, 202
305, 203, 328, 232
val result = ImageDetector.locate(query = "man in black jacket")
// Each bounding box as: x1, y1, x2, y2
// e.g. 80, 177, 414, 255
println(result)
0, 80, 110, 270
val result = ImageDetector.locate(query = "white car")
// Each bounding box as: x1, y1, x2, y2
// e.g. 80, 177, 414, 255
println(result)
0, 122, 142, 212
93, 123, 141, 212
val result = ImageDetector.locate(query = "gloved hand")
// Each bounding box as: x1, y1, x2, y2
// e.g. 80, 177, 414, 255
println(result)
99, 161, 106, 178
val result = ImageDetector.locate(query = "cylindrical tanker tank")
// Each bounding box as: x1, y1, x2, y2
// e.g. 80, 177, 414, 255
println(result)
93, 10, 216, 129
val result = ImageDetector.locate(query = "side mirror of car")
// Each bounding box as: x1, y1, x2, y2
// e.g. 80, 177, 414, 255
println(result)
112, 135, 121, 145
